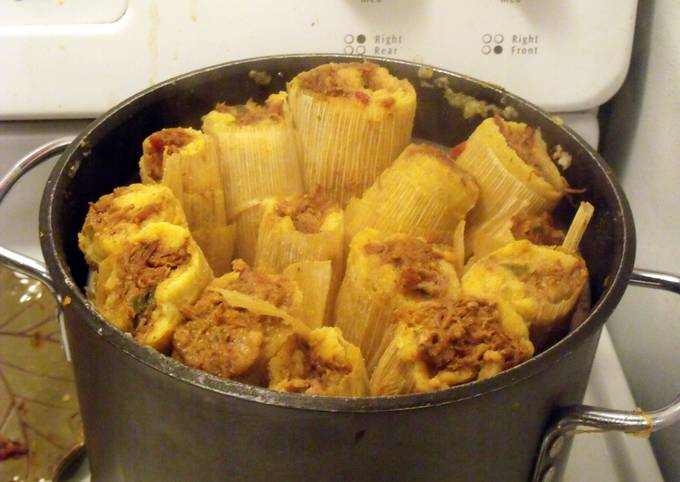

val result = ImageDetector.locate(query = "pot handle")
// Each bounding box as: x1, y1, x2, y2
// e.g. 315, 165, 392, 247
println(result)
0, 137, 76, 355
532, 268, 680, 482
0, 137, 75, 292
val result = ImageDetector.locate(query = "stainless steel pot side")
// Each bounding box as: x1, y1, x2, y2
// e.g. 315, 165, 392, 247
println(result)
1, 55, 678, 482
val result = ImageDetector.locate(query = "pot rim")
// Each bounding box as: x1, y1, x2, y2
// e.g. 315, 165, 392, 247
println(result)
40, 53, 636, 413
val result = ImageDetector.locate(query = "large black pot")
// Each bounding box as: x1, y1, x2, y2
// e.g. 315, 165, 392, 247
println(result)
1, 54, 679, 482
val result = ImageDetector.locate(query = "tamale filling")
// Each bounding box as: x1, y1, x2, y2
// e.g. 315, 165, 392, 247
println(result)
297, 62, 400, 98
364, 238, 449, 298
495, 251, 587, 304
272, 334, 352, 394
173, 289, 264, 380
227, 260, 295, 308
145, 129, 194, 181
84, 188, 163, 233
214, 97, 284, 125
494, 117, 556, 187
511, 212, 565, 246
405, 299, 532, 378
524, 258, 587, 304
274, 190, 336, 234
117, 239, 190, 333
173, 260, 301, 383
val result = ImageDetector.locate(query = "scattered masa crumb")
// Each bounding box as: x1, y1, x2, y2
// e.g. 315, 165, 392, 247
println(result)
249, 70, 272, 86
552, 144, 573, 170
443, 88, 518, 120
417, 66, 434, 80
433, 76, 450, 89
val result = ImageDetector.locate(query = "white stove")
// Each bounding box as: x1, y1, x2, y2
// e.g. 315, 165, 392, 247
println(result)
1, 0, 636, 118
0, 1, 664, 480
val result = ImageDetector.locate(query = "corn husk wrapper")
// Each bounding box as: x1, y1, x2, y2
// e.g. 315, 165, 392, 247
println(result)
287, 62, 416, 205
455, 117, 567, 258
451, 220, 466, 277
562, 202, 594, 253
462, 239, 588, 351
370, 297, 534, 396
466, 204, 526, 262
282, 261, 333, 329
255, 196, 344, 274
465, 207, 567, 265
213, 288, 310, 337
255, 194, 344, 321
268, 327, 369, 397
95, 222, 213, 352
202, 93, 303, 263
334, 229, 460, 372
345, 143, 479, 244
140, 127, 234, 275
78, 183, 187, 267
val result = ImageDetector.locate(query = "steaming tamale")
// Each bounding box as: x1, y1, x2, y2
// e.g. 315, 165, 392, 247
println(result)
345, 143, 479, 245
268, 327, 369, 396
370, 297, 534, 396
202, 93, 303, 263
78, 183, 187, 267
334, 229, 460, 371
454, 117, 568, 258
140, 127, 234, 275
94, 222, 213, 352
172, 260, 309, 385
287, 62, 416, 204
255, 190, 344, 321
462, 239, 588, 350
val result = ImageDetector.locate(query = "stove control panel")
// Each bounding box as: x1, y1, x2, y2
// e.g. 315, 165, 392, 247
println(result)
0, 0, 637, 118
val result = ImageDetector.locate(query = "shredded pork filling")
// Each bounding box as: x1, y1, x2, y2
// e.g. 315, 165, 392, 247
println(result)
405, 299, 531, 378
170, 261, 368, 391
297, 63, 396, 98
173, 290, 264, 380
145, 129, 194, 181
172, 261, 298, 382
227, 259, 295, 308
273, 334, 351, 394
494, 117, 556, 187
214, 98, 284, 125
364, 238, 449, 298
511, 212, 565, 246
117, 239, 190, 333
274, 190, 336, 234
84, 188, 163, 234
524, 259, 586, 304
